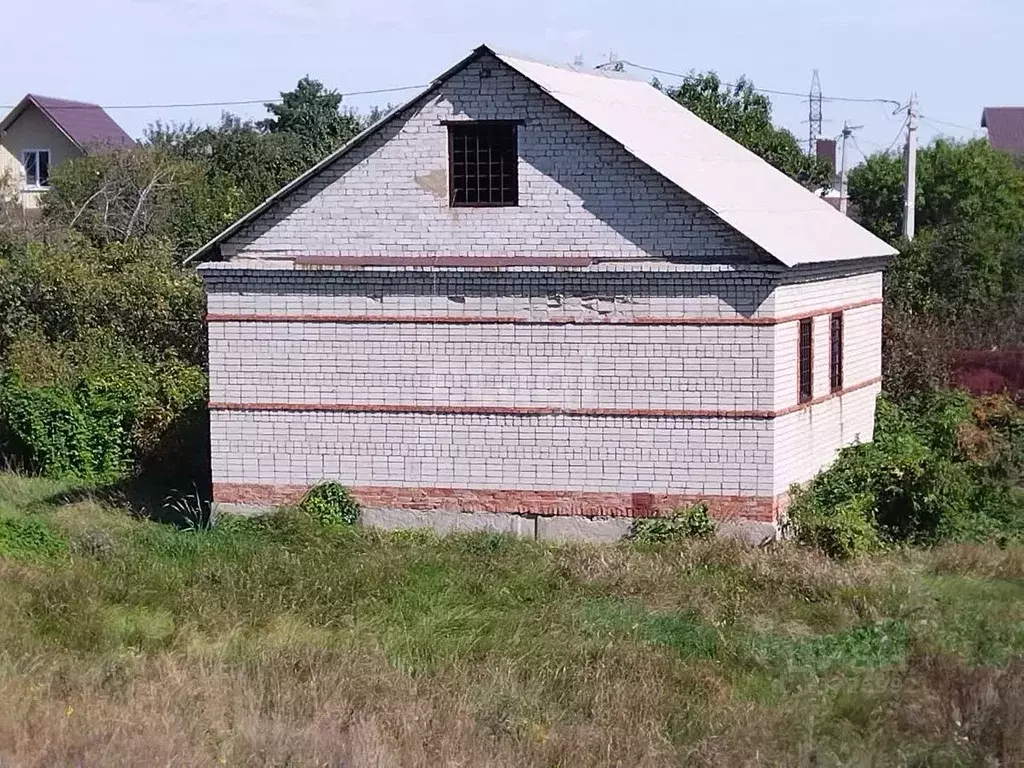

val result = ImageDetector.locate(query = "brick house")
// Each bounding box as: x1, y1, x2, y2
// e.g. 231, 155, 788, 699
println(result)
188, 45, 896, 540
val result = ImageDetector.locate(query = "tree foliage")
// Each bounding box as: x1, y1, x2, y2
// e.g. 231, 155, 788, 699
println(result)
850, 138, 1024, 316
0, 233, 206, 480
259, 76, 363, 160
663, 72, 833, 190
45, 76, 372, 262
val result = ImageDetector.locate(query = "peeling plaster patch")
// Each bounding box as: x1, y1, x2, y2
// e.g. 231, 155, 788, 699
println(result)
415, 168, 448, 199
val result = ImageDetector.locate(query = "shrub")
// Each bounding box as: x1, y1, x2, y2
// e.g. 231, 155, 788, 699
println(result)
0, 517, 67, 560
299, 482, 361, 527
630, 502, 715, 543
0, 357, 206, 483
786, 493, 882, 559
789, 392, 1024, 557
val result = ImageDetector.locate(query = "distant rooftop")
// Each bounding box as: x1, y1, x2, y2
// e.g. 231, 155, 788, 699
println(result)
981, 107, 1024, 154
0, 94, 134, 149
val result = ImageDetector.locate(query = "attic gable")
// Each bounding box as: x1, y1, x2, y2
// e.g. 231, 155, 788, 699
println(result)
188, 45, 895, 267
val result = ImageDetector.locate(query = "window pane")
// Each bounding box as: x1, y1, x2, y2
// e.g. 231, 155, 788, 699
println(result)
23, 151, 36, 186
38, 151, 50, 187
830, 313, 843, 391
799, 318, 813, 403
448, 123, 518, 206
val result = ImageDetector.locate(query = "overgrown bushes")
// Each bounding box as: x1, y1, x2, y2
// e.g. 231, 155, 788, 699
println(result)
0, 233, 207, 483
788, 392, 1024, 557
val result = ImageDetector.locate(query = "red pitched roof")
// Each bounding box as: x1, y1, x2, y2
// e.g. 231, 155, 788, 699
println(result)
981, 107, 1024, 154
0, 94, 134, 150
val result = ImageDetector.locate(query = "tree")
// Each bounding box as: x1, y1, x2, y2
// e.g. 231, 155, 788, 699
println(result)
40, 147, 208, 247
259, 76, 363, 162
663, 72, 833, 190
849, 139, 1024, 315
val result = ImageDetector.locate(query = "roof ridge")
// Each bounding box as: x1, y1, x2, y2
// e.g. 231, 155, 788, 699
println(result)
29, 93, 102, 108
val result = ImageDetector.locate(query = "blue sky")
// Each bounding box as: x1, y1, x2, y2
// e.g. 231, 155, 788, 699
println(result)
4, 0, 1014, 162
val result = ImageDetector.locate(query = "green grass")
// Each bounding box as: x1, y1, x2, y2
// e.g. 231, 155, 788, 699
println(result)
0, 471, 1022, 766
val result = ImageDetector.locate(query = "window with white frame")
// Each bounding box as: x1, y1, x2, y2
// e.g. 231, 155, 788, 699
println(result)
22, 150, 51, 188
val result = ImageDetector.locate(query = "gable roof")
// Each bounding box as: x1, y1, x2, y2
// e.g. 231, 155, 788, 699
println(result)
981, 107, 1024, 154
0, 94, 134, 150
186, 45, 896, 267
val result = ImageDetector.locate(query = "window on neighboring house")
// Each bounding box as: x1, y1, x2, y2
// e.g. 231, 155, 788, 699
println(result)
830, 312, 844, 392
448, 121, 518, 207
22, 149, 50, 188
798, 318, 813, 403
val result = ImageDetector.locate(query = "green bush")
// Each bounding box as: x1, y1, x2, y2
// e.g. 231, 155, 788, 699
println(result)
299, 482, 361, 527
630, 502, 716, 543
786, 493, 882, 559
789, 392, 1024, 557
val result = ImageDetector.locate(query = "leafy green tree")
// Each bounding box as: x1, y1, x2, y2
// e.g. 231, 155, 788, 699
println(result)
259, 76, 363, 161
850, 139, 1024, 315
663, 72, 833, 190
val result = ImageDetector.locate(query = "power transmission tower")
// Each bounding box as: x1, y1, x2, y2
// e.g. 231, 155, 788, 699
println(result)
903, 92, 919, 240
808, 70, 823, 155
838, 121, 863, 216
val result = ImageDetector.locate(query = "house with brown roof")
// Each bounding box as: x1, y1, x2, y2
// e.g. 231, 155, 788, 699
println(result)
981, 107, 1024, 155
0, 94, 134, 209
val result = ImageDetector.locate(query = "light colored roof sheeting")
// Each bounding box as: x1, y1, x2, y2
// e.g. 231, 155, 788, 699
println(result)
494, 51, 897, 267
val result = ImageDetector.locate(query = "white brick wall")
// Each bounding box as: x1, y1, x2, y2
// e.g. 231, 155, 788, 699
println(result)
210, 410, 776, 496
202, 264, 884, 508
222, 54, 769, 264
770, 270, 884, 493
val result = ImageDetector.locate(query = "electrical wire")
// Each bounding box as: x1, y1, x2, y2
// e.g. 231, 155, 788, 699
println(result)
614, 59, 903, 108
919, 115, 983, 134
0, 84, 427, 111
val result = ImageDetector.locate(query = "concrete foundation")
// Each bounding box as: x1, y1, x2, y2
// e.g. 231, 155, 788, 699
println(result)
216, 502, 780, 545
535, 515, 634, 544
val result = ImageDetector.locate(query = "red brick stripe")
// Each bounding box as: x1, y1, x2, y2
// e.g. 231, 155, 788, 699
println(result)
293, 255, 594, 267
207, 377, 881, 420
212, 483, 789, 522
206, 298, 881, 327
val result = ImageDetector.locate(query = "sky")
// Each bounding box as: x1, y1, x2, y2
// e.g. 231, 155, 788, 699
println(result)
3, 0, 1017, 164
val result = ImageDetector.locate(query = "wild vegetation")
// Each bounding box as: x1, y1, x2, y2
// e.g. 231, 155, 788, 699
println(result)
0, 473, 1022, 766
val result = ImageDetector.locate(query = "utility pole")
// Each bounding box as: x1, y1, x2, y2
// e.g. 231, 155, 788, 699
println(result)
838, 121, 862, 216
903, 92, 919, 240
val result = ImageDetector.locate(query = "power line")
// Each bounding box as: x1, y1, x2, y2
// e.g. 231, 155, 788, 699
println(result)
882, 116, 910, 155
919, 115, 983, 134
615, 59, 903, 108
0, 84, 427, 112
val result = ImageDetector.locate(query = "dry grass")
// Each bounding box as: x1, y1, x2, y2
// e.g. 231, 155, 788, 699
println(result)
0, 471, 1022, 766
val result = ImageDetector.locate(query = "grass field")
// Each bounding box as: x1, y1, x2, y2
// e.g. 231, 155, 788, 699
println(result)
1, 472, 1022, 766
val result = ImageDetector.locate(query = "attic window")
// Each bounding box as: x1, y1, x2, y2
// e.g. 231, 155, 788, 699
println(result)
448, 122, 518, 207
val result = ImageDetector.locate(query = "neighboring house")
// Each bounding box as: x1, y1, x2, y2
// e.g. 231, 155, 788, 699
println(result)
0, 94, 134, 209
188, 45, 896, 541
981, 107, 1024, 154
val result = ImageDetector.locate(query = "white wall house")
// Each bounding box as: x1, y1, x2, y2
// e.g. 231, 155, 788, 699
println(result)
0, 94, 133, 209
189, 45, 896, 541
